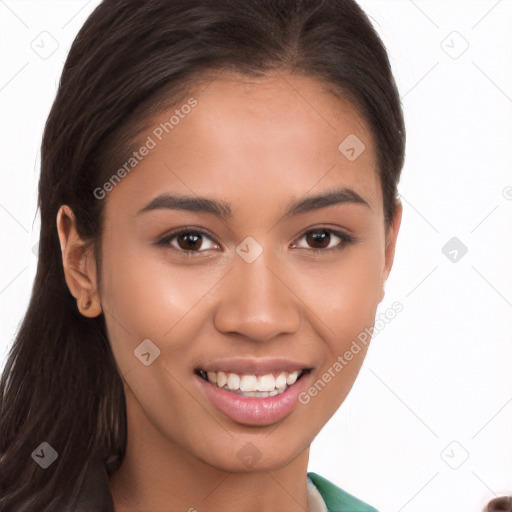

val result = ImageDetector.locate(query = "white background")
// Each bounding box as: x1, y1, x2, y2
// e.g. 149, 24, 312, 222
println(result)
1, 1, 511, 511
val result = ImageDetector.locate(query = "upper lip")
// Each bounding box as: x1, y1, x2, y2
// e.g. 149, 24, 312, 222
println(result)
197, 357, 313, 375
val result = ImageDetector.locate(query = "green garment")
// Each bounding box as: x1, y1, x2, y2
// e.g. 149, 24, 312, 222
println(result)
308, 472, 379, 512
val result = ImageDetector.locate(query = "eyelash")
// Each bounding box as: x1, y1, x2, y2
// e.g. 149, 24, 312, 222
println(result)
155, 226, 355, 256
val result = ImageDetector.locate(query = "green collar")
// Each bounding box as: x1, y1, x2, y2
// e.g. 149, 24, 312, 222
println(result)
307, 472, 379, 512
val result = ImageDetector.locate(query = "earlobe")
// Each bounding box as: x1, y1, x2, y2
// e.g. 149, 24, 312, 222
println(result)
56, 205, 102, 318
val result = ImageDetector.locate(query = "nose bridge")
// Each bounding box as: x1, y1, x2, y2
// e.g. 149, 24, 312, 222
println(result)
213, 238, 301, 341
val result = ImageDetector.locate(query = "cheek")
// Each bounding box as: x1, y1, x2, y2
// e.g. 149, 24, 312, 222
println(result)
295, 239, 384, 406
98, 236, 212, 372
298, 240, 385, 347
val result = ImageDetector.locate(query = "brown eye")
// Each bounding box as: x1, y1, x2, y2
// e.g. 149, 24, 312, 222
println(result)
176, 232, 203, 251
156, 228, 218, 254
293, 228, 354, 252
305, 229, 332, 249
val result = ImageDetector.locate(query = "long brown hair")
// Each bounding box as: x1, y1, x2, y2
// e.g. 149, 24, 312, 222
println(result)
0, 1, 406, 510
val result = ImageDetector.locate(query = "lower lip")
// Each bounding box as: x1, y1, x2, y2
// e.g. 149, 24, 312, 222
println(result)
196, 372, 311, 426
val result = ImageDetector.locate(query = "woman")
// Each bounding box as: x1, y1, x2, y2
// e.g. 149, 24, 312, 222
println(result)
0, 0, 405, 510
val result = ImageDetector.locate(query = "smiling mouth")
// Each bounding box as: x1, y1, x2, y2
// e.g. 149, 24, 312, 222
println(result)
195, 368, 311, 398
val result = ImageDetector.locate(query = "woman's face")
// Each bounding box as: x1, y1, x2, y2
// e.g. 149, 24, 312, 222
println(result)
97, 71, 401, 472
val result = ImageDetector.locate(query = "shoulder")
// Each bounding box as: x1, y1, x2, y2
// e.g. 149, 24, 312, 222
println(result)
307, 472, 379, 512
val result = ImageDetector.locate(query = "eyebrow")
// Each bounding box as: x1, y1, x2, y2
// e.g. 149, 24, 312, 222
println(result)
136, 187, 371, 220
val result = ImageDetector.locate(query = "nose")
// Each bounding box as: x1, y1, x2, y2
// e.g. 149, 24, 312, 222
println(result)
213, 248, 301, 342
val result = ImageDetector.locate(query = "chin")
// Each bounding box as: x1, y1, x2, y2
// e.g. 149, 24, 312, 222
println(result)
197, 437, 306, 474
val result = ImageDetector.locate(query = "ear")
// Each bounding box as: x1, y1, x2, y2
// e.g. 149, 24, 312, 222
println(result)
56, 205, 102, 318
379, 199, 402, 303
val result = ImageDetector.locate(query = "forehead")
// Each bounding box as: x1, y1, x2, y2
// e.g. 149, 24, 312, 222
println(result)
104, 71, 381, 221
181, 71, 375, 168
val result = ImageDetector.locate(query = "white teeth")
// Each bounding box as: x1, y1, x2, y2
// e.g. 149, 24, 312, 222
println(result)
202, 369, 304, 395
286, 370, 299, 386
216, 371, 227, 388
240, 374, 258, 392
227, 373, 240, 391
257, 374, 275, 392
275, 372, 287, 389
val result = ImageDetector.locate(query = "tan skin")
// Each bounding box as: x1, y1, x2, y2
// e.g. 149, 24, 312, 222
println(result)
56, 71, 402, 512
